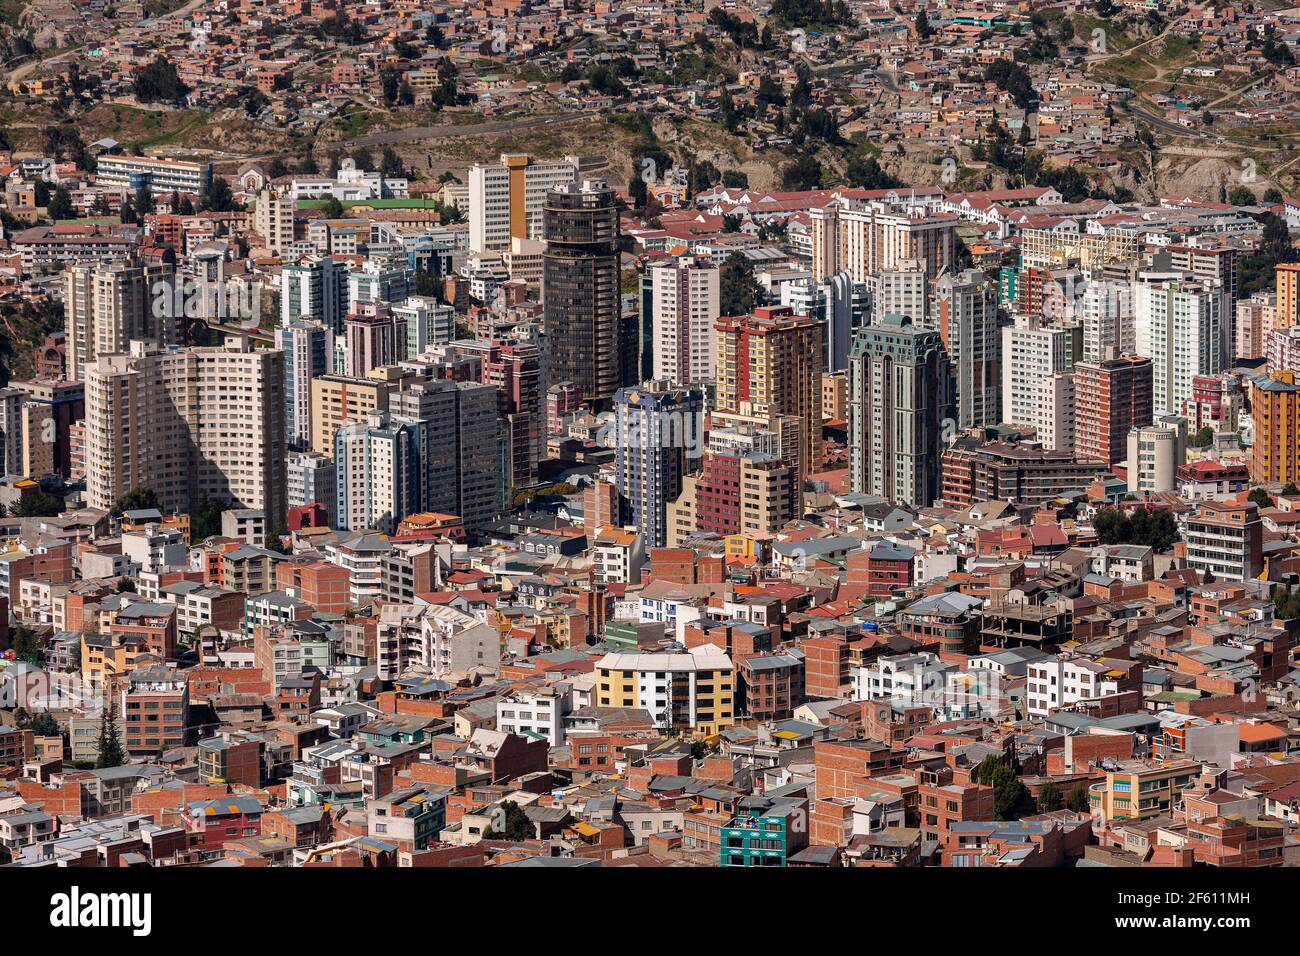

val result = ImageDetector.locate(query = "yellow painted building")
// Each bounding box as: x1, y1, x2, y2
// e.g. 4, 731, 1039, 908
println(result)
1089, 761, 1200, 822
1276, 262, 1300, 329
596, 646, 734, 735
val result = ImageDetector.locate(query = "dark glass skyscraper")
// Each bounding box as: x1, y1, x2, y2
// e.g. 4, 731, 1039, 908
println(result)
543, 179, 622, 406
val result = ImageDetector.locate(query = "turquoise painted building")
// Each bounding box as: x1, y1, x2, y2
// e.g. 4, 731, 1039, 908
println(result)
720, 798, 808, 867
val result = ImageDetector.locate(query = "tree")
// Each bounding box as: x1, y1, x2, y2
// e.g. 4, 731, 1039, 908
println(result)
1282, 483, 1298, 496
268, 527, 290, 554
1228, 185, 1256, 207
10, 492, 65, 518
134, 55, 190, 105
1093, 506, 1179, 552
320, 196, 345, 219
845, 153, 902, 190
29, 712, 59, 737
1037, 781, 1062, 812
781, 154, 823, 191
915, 10, 934, 38
482, 800, 534, 841
1189, 425, 1214, 448
47, 185, 75, 220
96, 705, 125, 769
1066, 785, 1090, 813
719, 252, 761, 316
985, 59, 1037, 111
974, 754, 1027, 820
1248, 487, 1275, 509
10, 625, 42, 665
380, 147, 404, 178
1265, 187, 1285, 204
200, 176, 236, 213
381, 67, 400, 105
191, 498, 231, 541
111, 486, 159, 517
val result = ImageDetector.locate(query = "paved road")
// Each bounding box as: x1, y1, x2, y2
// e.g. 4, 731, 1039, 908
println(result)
341, 109, 604, 149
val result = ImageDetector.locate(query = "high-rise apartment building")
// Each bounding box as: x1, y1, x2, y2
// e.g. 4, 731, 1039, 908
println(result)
870, 258, 929, 328
1248, 370, 1300, 487
780, 272, 870, 373
281, 256, 348, 332
848, 314, 955, 508
1134, 272, 1223, 416
286, 451, 336, 525
387, 377, 502, 533
65, 258, 181, 381
444, 339, 544, 492
613, 382, 704, 549
1078, 276, 1134, 363
0, 389, 24, 478
275, 318, 330, 449
469, 153, 577, 253
715, 306, 823, 478
1237, 292, 1276, 362
936, 269, 1001, 431
648, 256, 720, 386
543, 179, 623, 406
84, 337, 286, 521
334, 409, 421, 534
254, 188, 295, 253
1074, 356, 1154, 466
810, 193, 957, 282
1276, 262, 1300, 331
309, 373, 396, 457
1001, 316, 1080, 452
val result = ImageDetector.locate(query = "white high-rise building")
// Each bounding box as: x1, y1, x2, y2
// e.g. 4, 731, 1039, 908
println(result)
84, 337, 286, 521
780, 272, 870, 373
649, 257, 720, 386
286, 450, 336, 524
1078, 275, 1134, 363
468, 153, 577, 253
1134, 272, 1223, 416
275, 318, 330, 449
64, 259, 181, 382
280, 256, 348, 332
392, 297, 455, 356
1001, 317, 1081, 451
871, 257, 928, 327
334, 409, 421, 534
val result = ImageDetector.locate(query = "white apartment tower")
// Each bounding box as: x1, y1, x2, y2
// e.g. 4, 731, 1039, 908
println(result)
1134, 272, 1223, 416
254, 188, 296, 253
810, 193, 956, 282
1001, 316, 1081, 452
649, 256, 720, 386
468, 153, 578, 253
871, 257, 929, 327
84, 337, 286, 521
65, 259, 181, 381
1078, 276, 1134, 363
